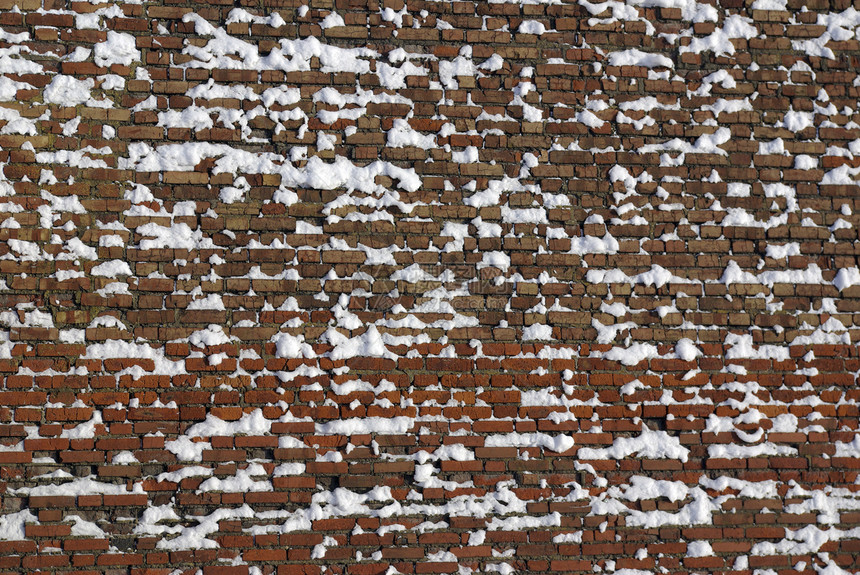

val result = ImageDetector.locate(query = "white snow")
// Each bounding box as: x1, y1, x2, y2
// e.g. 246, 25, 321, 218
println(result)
43, 75, 94, 106
578, 427, 689, 462
94, 31, 141, 67
608, 49, 673, 69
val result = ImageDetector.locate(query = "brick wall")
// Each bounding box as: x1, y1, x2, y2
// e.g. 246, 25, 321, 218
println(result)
0, 0, 859, 574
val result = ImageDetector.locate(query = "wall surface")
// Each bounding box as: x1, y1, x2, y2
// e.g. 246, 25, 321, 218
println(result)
0, 0, 859, 573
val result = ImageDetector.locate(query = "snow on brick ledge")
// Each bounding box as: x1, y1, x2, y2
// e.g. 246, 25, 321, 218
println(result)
0, 1, 858, 574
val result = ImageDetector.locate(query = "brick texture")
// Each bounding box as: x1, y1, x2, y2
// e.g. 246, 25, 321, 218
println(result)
0, 1, 859, 574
